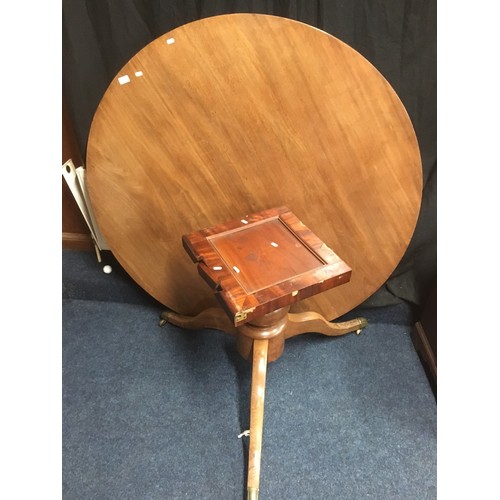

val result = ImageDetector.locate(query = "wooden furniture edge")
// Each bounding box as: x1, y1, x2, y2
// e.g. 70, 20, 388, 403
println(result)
411, 321, 437, 398
62, 232, 94, 251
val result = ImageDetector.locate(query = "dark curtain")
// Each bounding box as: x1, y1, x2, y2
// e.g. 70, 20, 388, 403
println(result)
62, 0, 436, 312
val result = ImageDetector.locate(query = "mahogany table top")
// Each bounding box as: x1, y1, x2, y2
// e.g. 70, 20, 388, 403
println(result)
86, 14, 422, 320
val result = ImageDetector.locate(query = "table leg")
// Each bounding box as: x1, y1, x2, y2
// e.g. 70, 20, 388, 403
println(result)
247, 338, 268, 500
285, 311, 367, 338
159, 307, 237, 335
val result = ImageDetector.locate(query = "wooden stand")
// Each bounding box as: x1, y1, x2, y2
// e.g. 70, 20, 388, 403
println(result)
161, 207, 367, 499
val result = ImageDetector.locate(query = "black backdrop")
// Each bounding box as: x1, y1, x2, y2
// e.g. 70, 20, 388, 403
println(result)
62, 0, 436, 314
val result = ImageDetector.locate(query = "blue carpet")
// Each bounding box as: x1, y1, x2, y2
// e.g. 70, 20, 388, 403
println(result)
62, 251, 436, 499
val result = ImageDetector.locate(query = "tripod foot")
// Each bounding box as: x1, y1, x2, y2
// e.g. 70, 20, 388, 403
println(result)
285, 311, 367, 338
159, 307, 237, 335
247, 339, 268, 500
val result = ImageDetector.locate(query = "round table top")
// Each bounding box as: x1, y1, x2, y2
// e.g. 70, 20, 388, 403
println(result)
86, 13, 422, 320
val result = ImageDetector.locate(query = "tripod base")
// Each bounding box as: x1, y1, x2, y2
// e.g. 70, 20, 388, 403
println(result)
160, 305, 367, 498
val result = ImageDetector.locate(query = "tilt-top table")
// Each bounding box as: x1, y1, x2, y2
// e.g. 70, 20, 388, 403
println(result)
172, 205, 357, 498
85, 13, 422, 499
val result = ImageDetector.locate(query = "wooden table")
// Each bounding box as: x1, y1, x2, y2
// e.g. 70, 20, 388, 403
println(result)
86, 14, 422, 322
176, 206, 361, 499
85, 14, 423, 499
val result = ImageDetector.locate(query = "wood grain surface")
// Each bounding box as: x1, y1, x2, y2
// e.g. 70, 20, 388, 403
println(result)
182, 206, 352, 326
86, 13, 422, 320
248, 338, 268, 496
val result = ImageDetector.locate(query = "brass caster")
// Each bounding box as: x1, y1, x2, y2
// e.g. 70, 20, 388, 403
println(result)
159, 311, 172, 327
247, 487, 259, 500
355, 317, 368, 335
